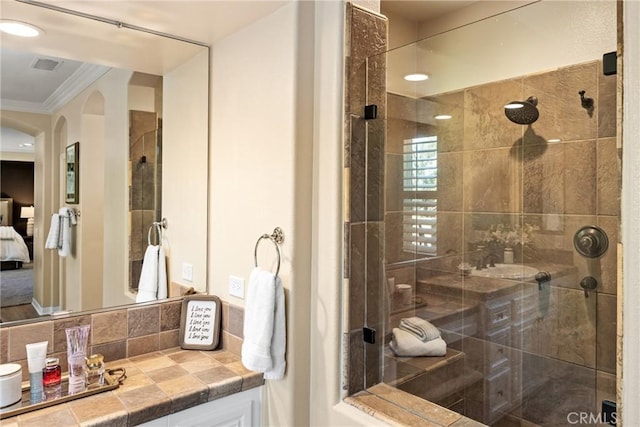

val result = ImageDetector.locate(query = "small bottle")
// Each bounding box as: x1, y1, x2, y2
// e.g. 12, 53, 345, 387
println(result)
85, 353, 105, 387
42, 357, 61, 387
504, 247, 514, 264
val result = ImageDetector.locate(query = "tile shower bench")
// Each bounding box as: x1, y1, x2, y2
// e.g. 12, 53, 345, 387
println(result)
1, 348, 263, 426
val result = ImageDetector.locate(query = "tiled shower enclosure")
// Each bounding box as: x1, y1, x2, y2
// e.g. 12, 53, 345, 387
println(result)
344, 2, 619, 426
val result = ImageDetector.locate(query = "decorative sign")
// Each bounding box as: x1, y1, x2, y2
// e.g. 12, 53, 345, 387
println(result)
179, 295, 221, 350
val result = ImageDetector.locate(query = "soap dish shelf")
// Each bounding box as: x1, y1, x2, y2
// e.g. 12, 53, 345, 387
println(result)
0, 368, 126, 420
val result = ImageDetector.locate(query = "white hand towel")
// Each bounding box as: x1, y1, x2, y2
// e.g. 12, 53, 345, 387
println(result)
136, 246, 159, 303
45, 214, 60, 249
52, 207, 77, 257
389, 328, 447, 357
242, 267, 286, 380
399, 317, 441, 342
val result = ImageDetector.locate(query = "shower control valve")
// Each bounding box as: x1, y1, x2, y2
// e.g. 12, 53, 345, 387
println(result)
580, 276, 598, 298
574, 225, 609, 258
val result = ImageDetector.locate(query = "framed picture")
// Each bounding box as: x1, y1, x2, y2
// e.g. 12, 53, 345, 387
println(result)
179, 295, 222, 350
65, 142, 79, 204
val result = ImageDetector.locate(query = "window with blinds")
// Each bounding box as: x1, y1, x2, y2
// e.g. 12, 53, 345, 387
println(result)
403, 136, 437, 256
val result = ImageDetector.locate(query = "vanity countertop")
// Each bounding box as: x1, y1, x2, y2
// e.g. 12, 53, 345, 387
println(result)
1, 348, 263, 426
418, 262, 578, 301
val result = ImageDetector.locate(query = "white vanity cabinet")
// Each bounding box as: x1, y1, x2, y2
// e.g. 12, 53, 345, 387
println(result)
139, 387, 261, 427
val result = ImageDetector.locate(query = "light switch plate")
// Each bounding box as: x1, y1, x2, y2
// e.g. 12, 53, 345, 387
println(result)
229, 275, 245, 299
181, 263, 193, 282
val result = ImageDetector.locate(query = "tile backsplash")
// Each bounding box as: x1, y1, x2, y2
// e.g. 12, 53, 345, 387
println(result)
0, 298, 246, 382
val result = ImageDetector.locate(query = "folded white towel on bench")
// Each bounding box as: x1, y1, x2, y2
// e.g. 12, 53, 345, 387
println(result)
390, 327, 446, 357
399, 317, 441, 342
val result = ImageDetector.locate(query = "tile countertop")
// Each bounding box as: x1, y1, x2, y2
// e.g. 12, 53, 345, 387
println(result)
0, 348, 264, 427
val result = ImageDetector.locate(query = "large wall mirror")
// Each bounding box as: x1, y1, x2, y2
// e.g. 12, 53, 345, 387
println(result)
0, 0, 209, 324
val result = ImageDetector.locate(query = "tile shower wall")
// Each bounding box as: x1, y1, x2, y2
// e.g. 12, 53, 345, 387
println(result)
0, 300, 246, 382
344, 3, 388, 395
382, 60, 618, 422
129, 110, 163, 292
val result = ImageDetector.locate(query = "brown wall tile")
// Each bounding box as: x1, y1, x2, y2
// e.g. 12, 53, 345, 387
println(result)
438, 151, 463, 212
0, 327, 8, 363
425, 91, 465, 153
159, 330, 180, 351
597, 293, 617, 374
91, 340, 127, 364
128, 305, 160, 338
127, 334, 160, 358
92, 310, 127, 345
53, 315, 92, 353
227, 304, 244, 338
8, 321, 53, 361
464, 78, 523, 150
160, 300, 183, 331
523, 62, 598, 142
597, 138, 620, 216
463, 148, 522, 213
598, 71, 617, 138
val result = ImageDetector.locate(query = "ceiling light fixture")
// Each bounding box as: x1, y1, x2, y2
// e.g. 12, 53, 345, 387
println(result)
547, 138, 561, 143
404, 73, 429, 82
0, 20, 42, 37
434, 114, 452, 120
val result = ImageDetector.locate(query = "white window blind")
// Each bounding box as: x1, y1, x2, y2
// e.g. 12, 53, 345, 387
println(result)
403, 136, 437, 255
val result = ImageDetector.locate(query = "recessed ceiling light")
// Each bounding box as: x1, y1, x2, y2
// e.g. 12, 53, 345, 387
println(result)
504, 102, 524, 109
20, 143, 34, 147
404, 73, 429, 82
0, 20, 42, 37
434, 114, 452, 120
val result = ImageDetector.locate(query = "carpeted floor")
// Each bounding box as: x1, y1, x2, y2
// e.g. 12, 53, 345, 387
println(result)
0, 264, 34, 307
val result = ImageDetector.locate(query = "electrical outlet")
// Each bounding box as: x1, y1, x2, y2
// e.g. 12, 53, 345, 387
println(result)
181, 263, 193, 282
229, 275, 245, 299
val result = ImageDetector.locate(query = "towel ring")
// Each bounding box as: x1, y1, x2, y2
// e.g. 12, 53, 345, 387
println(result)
147, 218, 168, 246
254, 227, 284, 277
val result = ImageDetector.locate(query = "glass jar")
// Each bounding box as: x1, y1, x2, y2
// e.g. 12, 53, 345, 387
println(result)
504, 247, 514, 264
85, 353, 105, 387
42, 357, 61, 387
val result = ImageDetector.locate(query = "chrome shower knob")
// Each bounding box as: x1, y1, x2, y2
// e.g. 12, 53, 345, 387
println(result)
574, 225, 609, 258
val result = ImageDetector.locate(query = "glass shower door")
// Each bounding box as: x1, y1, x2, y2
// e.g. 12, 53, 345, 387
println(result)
367, 2, 619, 425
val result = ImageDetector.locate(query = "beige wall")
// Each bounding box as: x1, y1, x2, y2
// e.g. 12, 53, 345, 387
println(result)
209, 3, 313, 425
163, 49, 209, 292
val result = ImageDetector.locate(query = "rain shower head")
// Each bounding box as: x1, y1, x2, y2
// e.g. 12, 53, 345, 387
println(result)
504, 96, 539, 125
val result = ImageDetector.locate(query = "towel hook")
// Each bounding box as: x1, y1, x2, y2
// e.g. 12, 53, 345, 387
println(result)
254, 227, 284, 277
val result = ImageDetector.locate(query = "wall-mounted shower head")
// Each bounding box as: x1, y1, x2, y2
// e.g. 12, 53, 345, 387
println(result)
504, 96, 539, 125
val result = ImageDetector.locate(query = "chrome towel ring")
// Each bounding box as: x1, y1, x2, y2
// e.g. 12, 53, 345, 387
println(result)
254, 227, 284, 277
147, 218, 168, 246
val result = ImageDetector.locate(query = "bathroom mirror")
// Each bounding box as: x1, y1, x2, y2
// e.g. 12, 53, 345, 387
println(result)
0, 1, 209, 323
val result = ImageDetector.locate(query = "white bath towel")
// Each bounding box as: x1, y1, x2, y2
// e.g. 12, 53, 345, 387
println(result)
45, 214, 60, 249
45, 208, 77, 257
242, 267, 286, 380
136, 245, 167, 303
399, 317, 441, 342
389, 328, 447, 357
